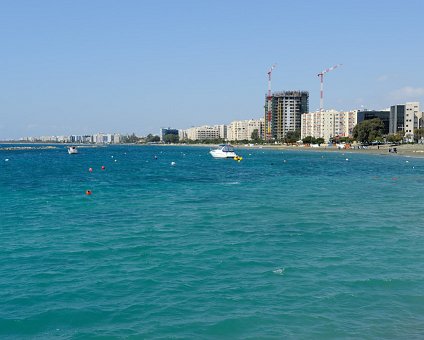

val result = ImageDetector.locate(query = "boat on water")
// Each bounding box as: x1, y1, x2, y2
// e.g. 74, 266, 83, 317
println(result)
68, 146, 78, 154
209, 144, 238, 159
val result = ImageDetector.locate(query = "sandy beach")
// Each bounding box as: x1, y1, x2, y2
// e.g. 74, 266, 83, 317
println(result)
253, 143, 424, 158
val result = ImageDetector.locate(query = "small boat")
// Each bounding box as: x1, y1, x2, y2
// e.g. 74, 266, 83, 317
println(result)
68, 146, 78, 154
209, 144, 238, 159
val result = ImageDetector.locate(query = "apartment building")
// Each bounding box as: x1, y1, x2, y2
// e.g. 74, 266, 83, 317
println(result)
265, 91, 309, 140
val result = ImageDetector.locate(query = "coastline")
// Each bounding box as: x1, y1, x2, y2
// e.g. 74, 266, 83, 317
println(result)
157, 142, 424, 159
256, 143, 424, 158
2, 141, 424, 158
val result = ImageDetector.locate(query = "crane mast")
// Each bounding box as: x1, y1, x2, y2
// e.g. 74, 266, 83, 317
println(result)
266, 64, 276, 141
317, 64, 342, 112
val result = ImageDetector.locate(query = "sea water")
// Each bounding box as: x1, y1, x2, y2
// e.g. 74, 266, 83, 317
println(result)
1, 145, 424, 339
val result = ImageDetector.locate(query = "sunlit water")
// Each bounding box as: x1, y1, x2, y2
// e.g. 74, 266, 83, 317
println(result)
1, 145, 424, 338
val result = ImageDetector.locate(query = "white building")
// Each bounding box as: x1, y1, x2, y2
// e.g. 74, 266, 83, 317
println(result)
184, 125, 221, 141
334, 110, 358, 138
227, 118, 264, 141
404, 102, 421, 141
301, 110, 358, 142
214, 124, 227, 140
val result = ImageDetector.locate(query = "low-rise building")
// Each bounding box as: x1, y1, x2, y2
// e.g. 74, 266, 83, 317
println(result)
357, 110, 390, 134
183, 125, 221, 141
160, 128, 179, 141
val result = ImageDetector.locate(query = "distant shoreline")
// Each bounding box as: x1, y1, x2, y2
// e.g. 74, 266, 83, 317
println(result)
156, 143, 424, 158
2, 141, 424, 158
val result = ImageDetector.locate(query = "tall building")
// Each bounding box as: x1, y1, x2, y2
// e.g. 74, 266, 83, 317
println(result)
265, 91, 309, 140
404, 102, 421, 141
389, 105, 405, 134
390, 102, 421, 140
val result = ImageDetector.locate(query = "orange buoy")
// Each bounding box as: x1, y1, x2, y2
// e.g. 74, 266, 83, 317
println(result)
101, 166, 105, 170
86, 190, 92, 195
89, 167, 93, 172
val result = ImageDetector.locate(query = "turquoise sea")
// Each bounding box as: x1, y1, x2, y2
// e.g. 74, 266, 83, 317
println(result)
1, 144, 424, 339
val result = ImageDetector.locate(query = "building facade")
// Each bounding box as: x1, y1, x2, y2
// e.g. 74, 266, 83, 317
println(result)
265, 91, 309, 141
357, 110, 390, 134
389, 102, 421, 141
160, 128, 179, 141
301, 110, 358, 142
227, 118, 264, 141
183, 125, 221, 141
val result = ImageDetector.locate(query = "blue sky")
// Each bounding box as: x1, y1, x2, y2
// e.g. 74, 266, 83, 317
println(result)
1, 0, 423, 139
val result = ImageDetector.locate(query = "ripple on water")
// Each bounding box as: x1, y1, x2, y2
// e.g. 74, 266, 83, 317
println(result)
1, 145, 424, 338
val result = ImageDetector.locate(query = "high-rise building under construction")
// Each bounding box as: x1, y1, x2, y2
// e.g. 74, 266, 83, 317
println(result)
264, 91, 309, 141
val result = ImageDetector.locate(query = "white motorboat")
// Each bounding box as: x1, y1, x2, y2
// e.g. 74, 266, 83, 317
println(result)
209, 144, 238, 158
68, 146, 78, 154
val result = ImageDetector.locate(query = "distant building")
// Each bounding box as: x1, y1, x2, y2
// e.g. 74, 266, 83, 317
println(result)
301, 110, 358, 142
227, 118, 263, 141
265, 91, 309, 140
357, 110, 390, 134
389, 105, 405, 134
334, 110, 358, 138
301, 110, 337, 142
160, 128, 179, 141
215, 124, 227, 140
183, 125, 221, 141
389, 102, 421, 141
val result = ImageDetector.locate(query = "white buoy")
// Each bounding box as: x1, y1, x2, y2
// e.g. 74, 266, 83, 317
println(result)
346, 158, 349, 161
5, 158, 9, 162
171, 161, 176, 166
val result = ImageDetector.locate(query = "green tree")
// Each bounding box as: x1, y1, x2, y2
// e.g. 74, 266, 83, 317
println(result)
251, 129, 260, 142
352, 118, 384, 144
146, 134, 160, 143
414, 128, 424, 142
302, 136, 316, 144
163, 134, 179, 144
284, 130, 300, 144
316, 137, 325, 145
121, 133, 140, 143
386, 133, 402, 143
339, 136, 354, 143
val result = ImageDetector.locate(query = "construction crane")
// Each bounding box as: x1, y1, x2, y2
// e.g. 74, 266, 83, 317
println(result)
266, 64, 276, 141
317, 64, 342, 112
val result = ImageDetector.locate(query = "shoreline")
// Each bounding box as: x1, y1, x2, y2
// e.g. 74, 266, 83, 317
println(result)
255, 144, 424, 158
2, 141, 424, 158
156, 142, 424, 158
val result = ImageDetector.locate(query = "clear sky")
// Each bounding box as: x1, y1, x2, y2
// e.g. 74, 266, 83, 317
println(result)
1, 0, 423, 139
